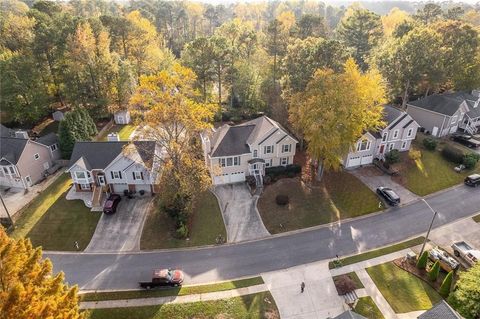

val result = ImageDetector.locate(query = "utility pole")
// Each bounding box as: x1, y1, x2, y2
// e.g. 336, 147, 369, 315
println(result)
0, 193, 14, 229
419, 199, 437, 258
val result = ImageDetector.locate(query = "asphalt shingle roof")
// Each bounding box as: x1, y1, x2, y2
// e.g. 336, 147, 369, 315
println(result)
36, 133, 58, 146
408, 92, 478, 116
332, 310, 367, 319
0, 137, 29, 164
0, 124, 14, 138
211, 125, 256, 157
384, 105, 404, 125
418, 301, 462, 319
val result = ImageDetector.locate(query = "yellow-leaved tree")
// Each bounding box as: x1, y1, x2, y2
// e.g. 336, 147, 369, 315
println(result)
0, 227, 83, 319
288, 58, 386, 180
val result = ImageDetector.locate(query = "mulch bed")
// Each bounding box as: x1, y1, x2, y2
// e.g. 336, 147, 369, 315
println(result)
393, 257, 448, 292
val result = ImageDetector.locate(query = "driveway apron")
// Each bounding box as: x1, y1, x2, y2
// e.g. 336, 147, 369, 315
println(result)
85, 197, 152, 252
351, 166, 419, 205
213, 183, 270, 242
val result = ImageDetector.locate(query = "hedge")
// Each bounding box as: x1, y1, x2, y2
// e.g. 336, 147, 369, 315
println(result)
265, 164, 302, 178
441, 145, 465, 164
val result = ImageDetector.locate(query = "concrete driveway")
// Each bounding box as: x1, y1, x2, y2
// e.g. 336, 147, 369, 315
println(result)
351, 166, 419, 206
85, 197, 152, 253
213, 183, 270, 243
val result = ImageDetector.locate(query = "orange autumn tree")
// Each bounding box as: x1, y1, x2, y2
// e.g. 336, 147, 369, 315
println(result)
0, 227, 83, 319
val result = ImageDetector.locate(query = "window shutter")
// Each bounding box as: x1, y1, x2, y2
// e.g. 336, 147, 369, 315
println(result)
119, 171, 122, 179
111, 171, 114, 179
140, 172, 144, 180
132, 172, 136, 180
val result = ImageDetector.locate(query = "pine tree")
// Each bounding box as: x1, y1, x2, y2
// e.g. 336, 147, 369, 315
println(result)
0, 227, 83, 319
428, 260, 440, 281
439, 270, 454, 297
58, 108, 97, 158
416, 251, 428, 269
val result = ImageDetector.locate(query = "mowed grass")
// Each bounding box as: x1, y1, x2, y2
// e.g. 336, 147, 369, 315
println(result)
258, 171, 380, 234
97, 124, 136, 141
354, 296, 384, 319
10, 174, 71, 240
84, 292, 279, 319
328, 237, 424, 269
140, 191, 226, 249
80, 277, 264, 302
366, 262, 442, 313
27, 191, 101, 251
398, 144, 479, 196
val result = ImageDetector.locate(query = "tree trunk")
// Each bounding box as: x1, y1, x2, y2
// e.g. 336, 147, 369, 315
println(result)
401, 79, 410, 110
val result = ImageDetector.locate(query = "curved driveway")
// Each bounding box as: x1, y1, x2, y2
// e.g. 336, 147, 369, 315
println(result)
46, 185, 480, 291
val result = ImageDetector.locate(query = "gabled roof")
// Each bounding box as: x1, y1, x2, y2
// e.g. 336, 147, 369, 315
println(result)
418, 301, 462, 319
68, 141, 157, 171
332, 310, 367, 319
408, 93, 473, 116
36, 133, 58, 147
0, 137, 29, 165
0, 124, 14, 138
211, 125, 255, 157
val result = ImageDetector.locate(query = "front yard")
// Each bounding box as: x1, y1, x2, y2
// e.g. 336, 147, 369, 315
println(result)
140, 191, 227, 249
84, 291, 279, 319
257, 171, 381, 234
366, 262, 442, 313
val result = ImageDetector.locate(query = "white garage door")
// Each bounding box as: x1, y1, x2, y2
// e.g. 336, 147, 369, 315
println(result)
111, 183, 129, 194
213, 172, 246, 185
347, 156, 361, 168
360, 155, 373, 165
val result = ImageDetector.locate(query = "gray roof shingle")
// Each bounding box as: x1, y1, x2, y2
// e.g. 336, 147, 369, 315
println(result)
0, 124, 14, 138
384, 105, 404, 125
36, 133, 58, 146
211, 125, 256, 157
418, 301, 462, 319
0, 137, 29, 164
408, 92, 478, 116
332, 310, 367, 319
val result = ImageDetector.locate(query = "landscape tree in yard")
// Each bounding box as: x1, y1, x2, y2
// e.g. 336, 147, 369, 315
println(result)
416, 250, 428, 269
288, 59, 386, 180
448, 262, 480, 319
129, 64, 216, 235
0, 227, 83, 319
58, 108, 97, 158
439, 270, 453, 298
428, 260, 440, 281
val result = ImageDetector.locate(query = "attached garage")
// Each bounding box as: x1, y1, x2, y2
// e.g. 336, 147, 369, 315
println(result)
110, 183, 129, 194
213, 172, 246, 185
360, 155, 373, 165
346, 156, 361, 168
134, 184, 151, 194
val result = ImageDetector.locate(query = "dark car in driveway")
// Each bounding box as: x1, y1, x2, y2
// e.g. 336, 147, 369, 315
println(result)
103, 194, 121, 214
451, 133, 480, 149
376, 187, 401, 206
464, 174, 480, 187
139, 268, 184, 289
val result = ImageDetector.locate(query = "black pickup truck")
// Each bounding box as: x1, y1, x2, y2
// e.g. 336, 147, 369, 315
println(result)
139, 268, 184, 289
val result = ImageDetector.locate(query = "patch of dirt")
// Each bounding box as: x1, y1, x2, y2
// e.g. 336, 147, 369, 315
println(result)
333, 274, 358, 295
393, 257, 448, 291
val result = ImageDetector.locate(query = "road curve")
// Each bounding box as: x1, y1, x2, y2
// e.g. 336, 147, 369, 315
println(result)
46, 185, 480, 291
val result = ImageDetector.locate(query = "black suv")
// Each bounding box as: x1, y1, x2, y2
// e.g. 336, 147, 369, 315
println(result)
376, 187, 401, 206
464, 174, 480, 187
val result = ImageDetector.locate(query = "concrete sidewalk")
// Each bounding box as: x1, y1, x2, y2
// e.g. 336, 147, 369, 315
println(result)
80, 284, 267, 309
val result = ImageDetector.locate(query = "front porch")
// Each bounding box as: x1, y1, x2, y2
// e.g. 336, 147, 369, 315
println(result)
248, 158, 265, 186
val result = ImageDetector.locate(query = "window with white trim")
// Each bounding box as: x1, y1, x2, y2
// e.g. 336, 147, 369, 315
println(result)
50, 144, 58, 152
111, 171, 122, 179
280, 157, 289, 165
264, 145, 274, 154
282, 144, 291, 153
356, 139, 371, 152
253, 150, 258, 157
80, 183, 91, 190
382, 132, 387, 142
401, 141, 407, 149
218, 156, 240, 167
451, 115, 458, 124
133, 171, 143, 180
75, 171, 86, 179
34, 153, 39, 160
407, 128, 413, 137
393, 130, 399, 139
219, 158, 226, 167
388, 143, 395, 151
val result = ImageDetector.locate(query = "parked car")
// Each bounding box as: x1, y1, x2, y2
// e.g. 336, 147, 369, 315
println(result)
139, 268, 184, 289
452, 241, 480, 267
429, 247, 459, 271
464, 174, 480, 187
376, 187, 400, 206
451, 133, 480, 148
103, 194, 121, 214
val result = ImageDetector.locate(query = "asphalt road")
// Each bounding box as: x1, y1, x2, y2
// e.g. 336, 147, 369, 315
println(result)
46, 185, 480, 291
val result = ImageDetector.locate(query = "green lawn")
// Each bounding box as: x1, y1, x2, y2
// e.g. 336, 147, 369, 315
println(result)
329, 237, 425, 269
10, 174, 71, 240
80, 277, 264, 302
140, 191, 226, 250
473, 214, 480, 223
366, 262, 442, 313
354, 296, 384, 319
84, 292, 279, 319
97, 124, 136, 141
26, 191, 101, 251
397, 143, 480, 196
258, 171, 381, 234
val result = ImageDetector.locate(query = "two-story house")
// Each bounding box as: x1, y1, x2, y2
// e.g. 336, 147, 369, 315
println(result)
67, 140, 161, 207
344, 105, 419, 168
201, 116, 298, 185
0, 137, 55, 189
406, 91, 480, 137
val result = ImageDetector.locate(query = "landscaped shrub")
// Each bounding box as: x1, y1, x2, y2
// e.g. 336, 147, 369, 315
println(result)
441, 145, 465, 164
265, 164, 302, 179
263, 175, 272, 185
246, 175, 256, 187
175, 222, 189, 239
463, 153, 480, 169
275, 195, 289, 206
423, 137, 438, 151
428, 260, 440, 281
439, 270, 454, 297
416, 251, 428, 269
385, 149, 400, 164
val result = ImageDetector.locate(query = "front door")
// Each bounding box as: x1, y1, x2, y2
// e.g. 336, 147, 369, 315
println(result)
97, 175, 106, 186
379, 144, 385, 154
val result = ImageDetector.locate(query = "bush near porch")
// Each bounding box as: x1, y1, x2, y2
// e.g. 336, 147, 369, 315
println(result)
257, 171, 380, 234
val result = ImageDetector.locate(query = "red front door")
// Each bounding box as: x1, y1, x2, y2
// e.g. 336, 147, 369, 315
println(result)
379, 144, 385, 154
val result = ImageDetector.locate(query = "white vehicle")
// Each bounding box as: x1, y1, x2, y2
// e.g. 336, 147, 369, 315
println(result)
452, 241, 480, 267
428, 247, 459, 271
